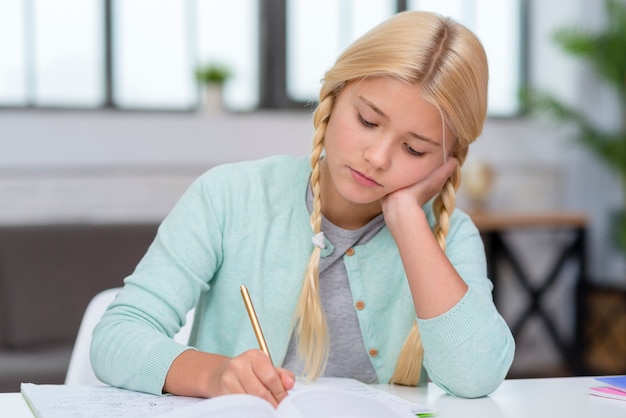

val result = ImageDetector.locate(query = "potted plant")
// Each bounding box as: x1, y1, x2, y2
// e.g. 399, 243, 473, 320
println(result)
522, 0, 626, 255
195, 63, 232, 112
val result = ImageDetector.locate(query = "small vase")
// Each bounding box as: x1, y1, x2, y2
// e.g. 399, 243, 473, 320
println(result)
202, 84, 223, 114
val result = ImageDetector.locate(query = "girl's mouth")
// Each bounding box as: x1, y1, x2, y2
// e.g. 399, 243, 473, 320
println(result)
349, 167, 381, 187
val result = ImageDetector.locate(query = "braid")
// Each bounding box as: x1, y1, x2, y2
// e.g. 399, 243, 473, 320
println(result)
432, 163, 461, 251
293, 94, 334, 381
433, 146, 466, 249
389, 323, 424, 386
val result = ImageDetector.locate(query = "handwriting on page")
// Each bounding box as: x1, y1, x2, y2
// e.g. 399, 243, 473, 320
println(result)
21, 384, 202, 417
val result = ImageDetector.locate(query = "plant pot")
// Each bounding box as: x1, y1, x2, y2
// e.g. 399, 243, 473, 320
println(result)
202, 84, 224, 114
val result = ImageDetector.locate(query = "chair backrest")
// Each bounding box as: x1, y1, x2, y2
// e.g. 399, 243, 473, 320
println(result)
65, 287, 195, 385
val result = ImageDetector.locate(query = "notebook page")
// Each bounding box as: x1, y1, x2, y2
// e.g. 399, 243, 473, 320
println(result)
278, 387, 416, 418
21, 383, 201, 418
294, 377, 435, 416
154, 394, 277, 418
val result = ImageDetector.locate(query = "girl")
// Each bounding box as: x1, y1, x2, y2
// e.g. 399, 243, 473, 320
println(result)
92, 10, 515, 406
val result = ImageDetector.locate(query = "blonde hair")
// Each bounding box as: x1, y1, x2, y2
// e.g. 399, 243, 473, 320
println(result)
293, 11, 488, 385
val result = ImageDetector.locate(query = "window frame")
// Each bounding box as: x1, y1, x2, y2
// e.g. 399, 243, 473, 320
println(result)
0, 0, 526, 117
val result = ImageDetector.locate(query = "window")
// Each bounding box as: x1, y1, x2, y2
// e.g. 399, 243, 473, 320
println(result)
0, 0, 524, 116
112, 0, 258, 110
196, 0, 259, 111
0, 0, 103, 107
286, 0, 396, 102
0, 0, 28, 105
113, 0, 193, 109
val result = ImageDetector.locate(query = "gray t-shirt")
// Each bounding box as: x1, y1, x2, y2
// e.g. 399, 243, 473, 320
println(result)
282, 186, 385, 383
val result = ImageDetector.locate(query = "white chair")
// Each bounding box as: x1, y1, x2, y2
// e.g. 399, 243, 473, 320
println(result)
65, 287, 194, 385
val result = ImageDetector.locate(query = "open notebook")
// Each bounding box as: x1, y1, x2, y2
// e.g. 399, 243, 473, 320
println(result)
21, 377, 436, 418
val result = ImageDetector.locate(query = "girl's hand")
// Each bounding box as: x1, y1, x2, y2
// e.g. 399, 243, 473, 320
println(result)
209, 349, 295, 407
381, 158, 457, 228
164, 349, 295, 408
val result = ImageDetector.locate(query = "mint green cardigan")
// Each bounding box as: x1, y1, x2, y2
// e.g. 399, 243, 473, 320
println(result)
91, 155, 514, 398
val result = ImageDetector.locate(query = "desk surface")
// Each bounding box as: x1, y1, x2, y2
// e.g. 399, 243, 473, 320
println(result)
3, 376, 624, 417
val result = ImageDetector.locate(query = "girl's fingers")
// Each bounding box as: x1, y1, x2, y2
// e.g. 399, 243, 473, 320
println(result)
216, 349, 290, 408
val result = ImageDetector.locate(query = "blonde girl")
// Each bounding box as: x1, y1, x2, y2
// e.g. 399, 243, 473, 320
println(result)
92, 11, 514, 406
296, 10, 492, 387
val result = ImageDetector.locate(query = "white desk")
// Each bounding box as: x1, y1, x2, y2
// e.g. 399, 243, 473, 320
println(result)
3, 377, 624, 417
374, 376, 624, 417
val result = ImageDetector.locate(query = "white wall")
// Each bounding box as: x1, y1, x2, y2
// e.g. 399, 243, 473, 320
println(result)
0, 111, 313, 223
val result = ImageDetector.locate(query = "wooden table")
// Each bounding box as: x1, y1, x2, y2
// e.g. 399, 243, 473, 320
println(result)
470, 211, 588, 375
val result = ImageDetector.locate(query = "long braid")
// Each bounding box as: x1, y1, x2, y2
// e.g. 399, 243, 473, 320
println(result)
293, 94, 334, 380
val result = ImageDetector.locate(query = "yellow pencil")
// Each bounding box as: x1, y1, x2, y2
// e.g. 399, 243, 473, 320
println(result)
240, 284, 272, 363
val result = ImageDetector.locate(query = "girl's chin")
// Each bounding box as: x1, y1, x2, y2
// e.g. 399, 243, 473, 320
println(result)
338, 188, 384, 207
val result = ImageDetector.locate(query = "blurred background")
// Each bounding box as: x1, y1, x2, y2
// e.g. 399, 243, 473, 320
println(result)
0, 0, 624, 392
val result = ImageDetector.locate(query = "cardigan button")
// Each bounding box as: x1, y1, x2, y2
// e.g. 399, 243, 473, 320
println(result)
355, 300, 365, 310
345, 247, 355, 256
368, 348, 379, 357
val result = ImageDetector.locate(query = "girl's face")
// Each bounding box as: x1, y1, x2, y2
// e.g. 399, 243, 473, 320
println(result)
320, 77, 453, 225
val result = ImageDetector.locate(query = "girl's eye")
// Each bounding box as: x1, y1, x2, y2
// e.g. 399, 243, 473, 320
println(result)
405, 144, 425, 157
357, 113, 377, 128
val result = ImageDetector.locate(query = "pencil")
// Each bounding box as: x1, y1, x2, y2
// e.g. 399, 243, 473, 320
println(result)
240, 284, 273, 363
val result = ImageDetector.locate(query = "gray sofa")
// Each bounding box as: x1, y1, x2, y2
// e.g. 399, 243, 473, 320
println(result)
0, 223, 159, 392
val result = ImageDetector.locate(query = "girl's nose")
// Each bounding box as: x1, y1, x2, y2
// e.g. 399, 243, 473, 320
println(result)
363, 137, 392, 170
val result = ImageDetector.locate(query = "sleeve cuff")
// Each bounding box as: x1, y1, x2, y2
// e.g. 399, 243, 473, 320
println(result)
416, 287, 496, 352
136, 340, 195, 395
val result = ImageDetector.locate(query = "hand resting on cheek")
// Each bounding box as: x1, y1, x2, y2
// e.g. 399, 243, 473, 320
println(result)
381, 158, 458, 227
